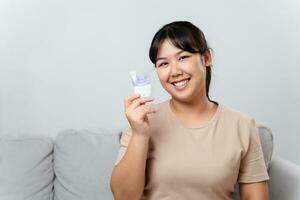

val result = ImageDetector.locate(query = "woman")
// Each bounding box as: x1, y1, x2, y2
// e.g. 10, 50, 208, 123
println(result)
110, 21, 269, 200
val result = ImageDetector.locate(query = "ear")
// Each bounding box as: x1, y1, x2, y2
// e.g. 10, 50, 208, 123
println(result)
203, 49, 212, 67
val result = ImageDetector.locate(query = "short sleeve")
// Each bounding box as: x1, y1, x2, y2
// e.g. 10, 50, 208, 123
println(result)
238, 119, 270, 183
114, 123, 132, 166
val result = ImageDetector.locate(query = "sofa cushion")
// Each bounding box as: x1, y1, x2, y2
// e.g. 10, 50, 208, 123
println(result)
0, 134, 54, 200
257, 123, 274, 170
268, 157, 300, 200
53, 128, 119, 200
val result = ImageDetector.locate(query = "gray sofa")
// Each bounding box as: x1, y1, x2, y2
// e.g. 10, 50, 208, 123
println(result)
0, 124, 300, 200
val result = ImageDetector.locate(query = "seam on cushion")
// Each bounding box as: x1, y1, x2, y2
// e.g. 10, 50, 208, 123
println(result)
0, 137, 54, 149
0, 136, 53, 141
78, 132, 118, 136
53, 130, 120, 149
80, 127, 113, 134
55, 129, 119, 139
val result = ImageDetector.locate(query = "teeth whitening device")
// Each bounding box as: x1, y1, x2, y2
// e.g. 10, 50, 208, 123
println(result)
129, 71, 152, 97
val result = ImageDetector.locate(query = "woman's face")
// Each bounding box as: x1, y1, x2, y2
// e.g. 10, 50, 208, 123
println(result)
155, 39, 211, 102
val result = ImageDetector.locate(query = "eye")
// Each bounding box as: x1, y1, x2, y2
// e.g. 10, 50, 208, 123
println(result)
179, 55, 190, 60
157, 62, 168, 68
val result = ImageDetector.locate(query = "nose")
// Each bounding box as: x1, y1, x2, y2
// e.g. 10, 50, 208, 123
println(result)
170, 60, 183, 78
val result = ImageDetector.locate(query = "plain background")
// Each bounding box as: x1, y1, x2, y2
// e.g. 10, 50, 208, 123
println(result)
0, 0, 299, 165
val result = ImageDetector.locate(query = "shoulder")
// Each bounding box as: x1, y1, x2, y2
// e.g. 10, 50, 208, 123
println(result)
219, 104, 259, 149
220, 104, 256, 127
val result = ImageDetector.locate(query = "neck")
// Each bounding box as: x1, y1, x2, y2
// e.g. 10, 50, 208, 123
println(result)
170, 95, 216, 118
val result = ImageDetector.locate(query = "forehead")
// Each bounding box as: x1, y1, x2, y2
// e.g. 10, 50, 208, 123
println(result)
157, 39, 183, 58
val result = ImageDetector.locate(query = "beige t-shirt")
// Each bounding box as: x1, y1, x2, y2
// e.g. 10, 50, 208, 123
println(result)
114, 100, 269, 200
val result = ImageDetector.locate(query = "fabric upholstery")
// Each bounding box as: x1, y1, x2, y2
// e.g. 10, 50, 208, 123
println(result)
0, 134, 54, 200
53, 128, 119, 200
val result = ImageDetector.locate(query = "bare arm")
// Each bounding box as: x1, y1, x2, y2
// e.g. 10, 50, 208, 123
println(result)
110, 133, 149, 200
239, 181, 269, 200
110, 95, 156, 200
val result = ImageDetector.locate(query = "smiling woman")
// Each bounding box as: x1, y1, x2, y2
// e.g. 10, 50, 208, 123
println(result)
149, 21, 213, 104
111, 21, 269, 200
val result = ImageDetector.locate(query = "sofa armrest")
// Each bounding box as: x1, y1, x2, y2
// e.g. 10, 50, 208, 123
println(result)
268, 157, 300, 200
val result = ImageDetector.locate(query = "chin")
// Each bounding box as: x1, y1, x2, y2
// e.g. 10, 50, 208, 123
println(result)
163, 83, 197, 102
170, 93, 194, 103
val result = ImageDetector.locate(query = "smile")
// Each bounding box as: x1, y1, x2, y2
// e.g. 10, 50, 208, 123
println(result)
171, 78, 191, 90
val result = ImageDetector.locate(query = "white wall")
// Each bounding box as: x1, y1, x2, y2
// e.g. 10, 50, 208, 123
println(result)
0, 0, 299, 164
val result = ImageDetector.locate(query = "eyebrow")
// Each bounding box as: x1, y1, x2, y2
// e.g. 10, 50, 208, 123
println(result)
156, 50, 184, 61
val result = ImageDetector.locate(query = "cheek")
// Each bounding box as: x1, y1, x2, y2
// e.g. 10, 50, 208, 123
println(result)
182, 59, 200, 75
157, 70, 170, 83
195, 68, 207, 85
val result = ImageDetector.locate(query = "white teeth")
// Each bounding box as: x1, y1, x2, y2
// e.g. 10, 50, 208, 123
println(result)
174, 80, 188, 86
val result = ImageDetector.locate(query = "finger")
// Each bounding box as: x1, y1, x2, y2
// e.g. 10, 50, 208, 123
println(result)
141, 105, 156, 115
130, 97, 154, 110
146, 107, 156, 114
144, 104, 155, 110
124, 94, 141, 108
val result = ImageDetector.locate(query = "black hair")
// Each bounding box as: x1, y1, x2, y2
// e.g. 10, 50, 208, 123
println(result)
149, 21, 213, 101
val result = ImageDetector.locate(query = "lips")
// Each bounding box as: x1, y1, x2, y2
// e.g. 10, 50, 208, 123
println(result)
171, 78, 191, 90
171, 78, 191, 85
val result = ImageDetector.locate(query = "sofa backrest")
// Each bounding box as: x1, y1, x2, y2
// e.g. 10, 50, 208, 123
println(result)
53, 128, 119, 200
0, 135, 54, 200
0, 123, 273, 200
